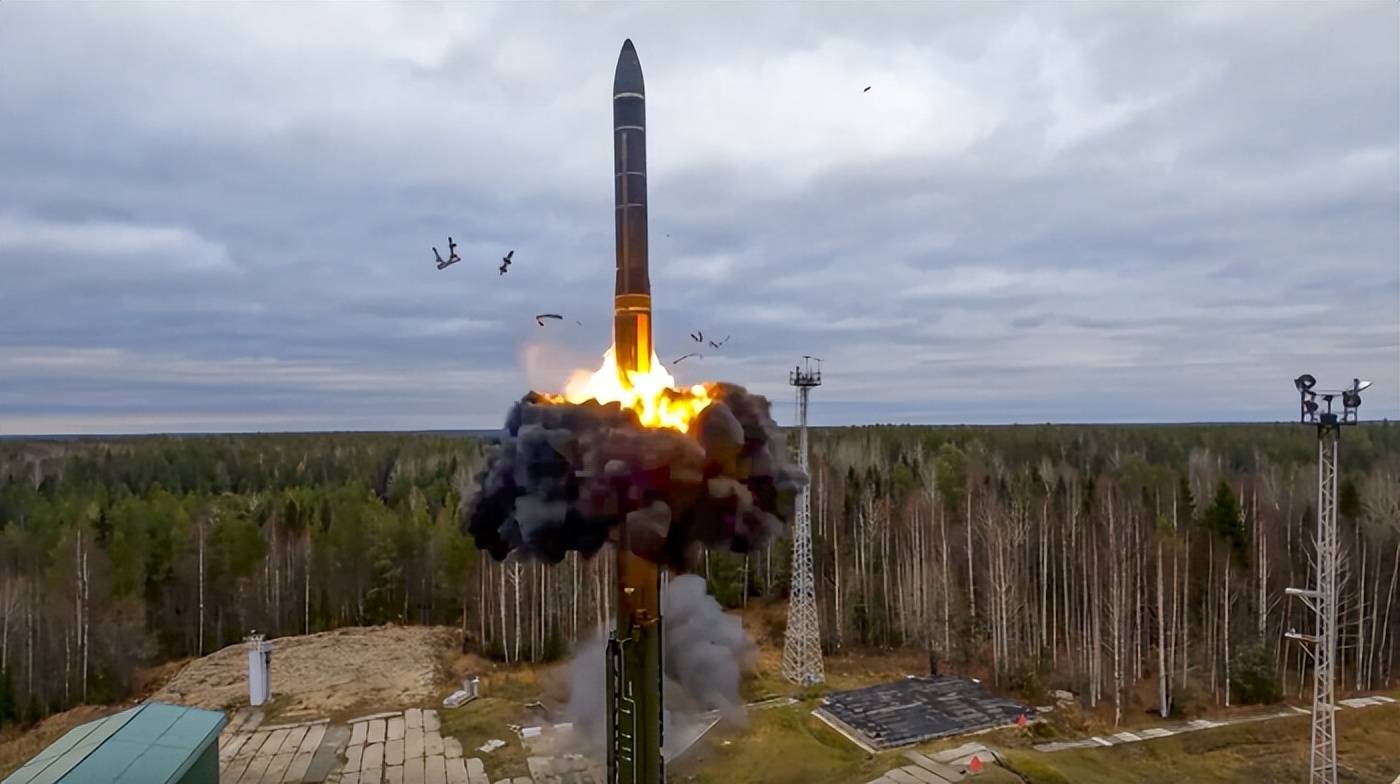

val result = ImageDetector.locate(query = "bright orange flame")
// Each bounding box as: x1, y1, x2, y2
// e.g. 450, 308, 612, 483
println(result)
546, 347, 712, 433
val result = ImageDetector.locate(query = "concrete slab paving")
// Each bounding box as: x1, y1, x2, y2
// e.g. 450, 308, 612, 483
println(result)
406, 709, 424, 730
385, 766, 403, 784
386, 738, 405, 767
443, 738, 462, 759
909, 766, 955, 784
300, 725, 328, 756
222, 732, 251, 761
223, 757, 254, 783
884, 769, 924, 784
264, 729, 291, 757
464, 758, 488, 784
307, 725, 351, 783
405, 727, 425, 759
280, 726, 309, 756
369, 719, 388, 744
356, 768, 381, 784
236, 731, 271, 761
349, 712, 403, 724
445, 757, 468, 784
388, 717, 406, 741
239, 755, 273, 784
425, 755, 448, 784
351, 723, 369, 747
287, 751, 316, 783
403, 755, 426, 784
424, 711, 441, 733
345, 744, 364, 773
364, 742, 385, 771
902, 751, 961, 781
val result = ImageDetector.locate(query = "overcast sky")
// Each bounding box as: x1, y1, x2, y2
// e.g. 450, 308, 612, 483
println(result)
1, 3, 1396, 434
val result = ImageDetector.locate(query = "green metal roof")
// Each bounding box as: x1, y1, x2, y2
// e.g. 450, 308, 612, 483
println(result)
2, 702, 226, 784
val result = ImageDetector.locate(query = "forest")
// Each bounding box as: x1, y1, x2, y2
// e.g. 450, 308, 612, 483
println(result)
1, 422, 1398, 728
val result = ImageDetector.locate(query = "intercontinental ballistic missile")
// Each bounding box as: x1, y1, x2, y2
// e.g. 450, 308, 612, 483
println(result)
606, 39, 665, 784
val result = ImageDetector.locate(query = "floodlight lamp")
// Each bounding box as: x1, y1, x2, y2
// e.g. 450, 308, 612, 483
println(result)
1295, 373, 1316, 391
1355, 379, 1372, 392
1304, 399, 1319, 414
1343, 391, 1361, 409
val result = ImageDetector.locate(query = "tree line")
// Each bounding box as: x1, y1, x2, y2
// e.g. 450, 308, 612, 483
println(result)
0, 434, 486, 725
1, 422, 1397, 728
797, 422, 1400, 724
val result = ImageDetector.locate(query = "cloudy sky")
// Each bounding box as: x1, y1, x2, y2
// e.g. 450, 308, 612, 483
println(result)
1, 3, 1396, 434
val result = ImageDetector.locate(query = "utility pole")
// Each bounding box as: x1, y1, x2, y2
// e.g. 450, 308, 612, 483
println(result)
782, 356, 825, 687
1285, 375, 1371, 784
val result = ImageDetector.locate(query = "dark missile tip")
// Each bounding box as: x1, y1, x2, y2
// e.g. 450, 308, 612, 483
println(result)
614, 39, 644, 95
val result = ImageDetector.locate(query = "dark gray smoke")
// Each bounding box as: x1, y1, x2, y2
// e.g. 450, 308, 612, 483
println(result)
465, 382, 805, 568
565, 574, 756, 755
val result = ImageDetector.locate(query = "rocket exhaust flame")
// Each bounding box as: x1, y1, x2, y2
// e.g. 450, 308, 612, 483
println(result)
546, 347, 714, 433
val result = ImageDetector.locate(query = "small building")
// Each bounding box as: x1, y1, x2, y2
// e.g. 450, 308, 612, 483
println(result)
3, 702, 227, 784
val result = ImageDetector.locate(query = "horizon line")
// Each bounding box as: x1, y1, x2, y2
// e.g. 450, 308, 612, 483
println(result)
3, 418, 1396, 441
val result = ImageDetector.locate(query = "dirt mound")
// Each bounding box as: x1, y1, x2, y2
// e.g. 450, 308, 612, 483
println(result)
151, 625, 459, 716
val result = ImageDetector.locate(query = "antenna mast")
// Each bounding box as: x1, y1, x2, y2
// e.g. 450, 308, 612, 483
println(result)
1285, 375, 1370, 784
782, 356, 825, 686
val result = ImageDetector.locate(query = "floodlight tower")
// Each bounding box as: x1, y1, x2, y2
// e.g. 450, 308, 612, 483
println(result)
782, 356, 825, 686
1285, 375, 1371, 784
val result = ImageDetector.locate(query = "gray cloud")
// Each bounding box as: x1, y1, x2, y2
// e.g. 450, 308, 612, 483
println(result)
0, 3, 1395, 434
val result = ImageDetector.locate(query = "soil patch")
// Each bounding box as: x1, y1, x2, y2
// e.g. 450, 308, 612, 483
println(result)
150, 624, 459, 717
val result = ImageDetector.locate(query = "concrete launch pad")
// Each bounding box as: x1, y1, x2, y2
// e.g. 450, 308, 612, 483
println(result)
814, 676, 1034, 751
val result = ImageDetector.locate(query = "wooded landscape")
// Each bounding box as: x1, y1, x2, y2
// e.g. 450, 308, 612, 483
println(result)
1, 422, 1397, 729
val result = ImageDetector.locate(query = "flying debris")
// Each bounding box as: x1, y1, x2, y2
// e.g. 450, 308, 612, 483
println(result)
535, 313, 564, 327
707, 335, 730, 350
434, 237, 462, 270
499, 250, 514, 275
689, 331, 703, 343
863, 85, 872, 93
672, 352, 702, 365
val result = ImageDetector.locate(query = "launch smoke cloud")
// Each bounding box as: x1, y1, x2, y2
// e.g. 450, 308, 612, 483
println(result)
565, 574, 757, 754
464, 382, 806, 569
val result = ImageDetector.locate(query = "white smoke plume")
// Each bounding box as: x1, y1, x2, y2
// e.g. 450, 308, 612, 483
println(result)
565, 573, 755, 757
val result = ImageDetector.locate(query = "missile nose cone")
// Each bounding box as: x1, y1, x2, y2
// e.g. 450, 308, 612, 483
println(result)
614, 39, 644, 95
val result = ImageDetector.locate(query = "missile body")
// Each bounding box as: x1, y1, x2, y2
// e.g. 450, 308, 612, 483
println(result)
607, 39, 665, 784
613, 38, 652, 381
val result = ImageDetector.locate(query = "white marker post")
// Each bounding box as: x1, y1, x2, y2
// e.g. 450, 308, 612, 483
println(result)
245, 633, 271, 706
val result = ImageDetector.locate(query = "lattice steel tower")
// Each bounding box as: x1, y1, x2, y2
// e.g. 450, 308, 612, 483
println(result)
1286, 375, 1371, 784
782, 356, 825, 686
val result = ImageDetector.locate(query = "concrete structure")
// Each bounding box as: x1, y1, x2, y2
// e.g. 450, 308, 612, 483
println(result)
3, 702, 226, 784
